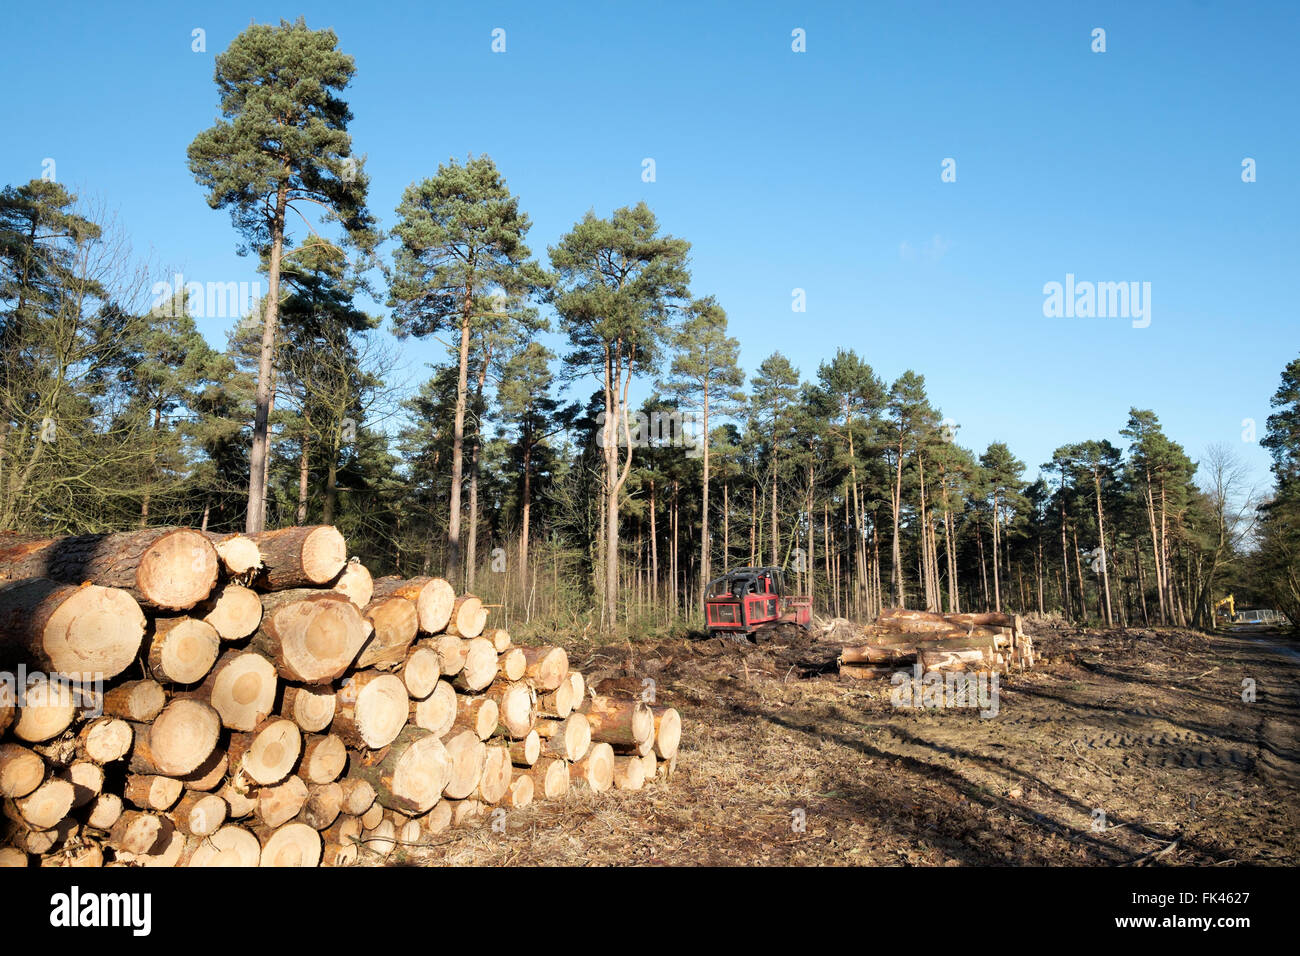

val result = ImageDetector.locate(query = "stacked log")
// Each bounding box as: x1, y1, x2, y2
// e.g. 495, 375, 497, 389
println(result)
0, 524, 685, 867
837, 608, 1037, 680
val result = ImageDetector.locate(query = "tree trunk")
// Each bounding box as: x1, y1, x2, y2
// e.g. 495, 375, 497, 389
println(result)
0, 528, 219, 612
296, 426, 310, 525
246, 181, 288, 534
699, 380, 710, 609
1092, 468, 1114, 627
249, 525, 347, 591
446, 291, 473, 587
0, 579, 146, 680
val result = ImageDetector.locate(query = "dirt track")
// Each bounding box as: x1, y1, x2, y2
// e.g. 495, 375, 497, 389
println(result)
400, 624, 1300, 866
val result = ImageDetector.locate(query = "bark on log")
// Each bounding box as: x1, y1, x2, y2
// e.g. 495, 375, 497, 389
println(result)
0, 528, 219, 611
838, 664, 897, 681
581, 695, 653, 748
508, 730, 541, 767
172, 791, 226, 837
255, 776, 308, 829
838, 644, 913, 664
370, 576, 455, 634
0, 579, 146, 680
103, 679, 165, 723
297, 782, 343, 830
350, 727, 451, 815
519, 645, 568, 691
251, 591, 370, 683
356, 596, 418, 669
249, 525, 347, 591
334, 671, 408, 750
147, 615, 220, 684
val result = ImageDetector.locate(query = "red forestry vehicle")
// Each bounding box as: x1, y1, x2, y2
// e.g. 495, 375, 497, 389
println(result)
704, 566, 813, 642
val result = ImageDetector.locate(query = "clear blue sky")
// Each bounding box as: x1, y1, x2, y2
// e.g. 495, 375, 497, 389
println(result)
1, 0, 1294, 492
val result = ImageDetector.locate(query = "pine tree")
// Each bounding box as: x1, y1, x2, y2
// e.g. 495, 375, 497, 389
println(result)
661, 296, 744, 605
549, 203, 690, 628
188, 16, 376, 533
748, 353, 802, 570
388, 155, 546, 585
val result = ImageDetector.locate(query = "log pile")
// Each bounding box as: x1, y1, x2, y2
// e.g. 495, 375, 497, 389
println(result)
837, 608, 1037, 680
0, 525, 683, 867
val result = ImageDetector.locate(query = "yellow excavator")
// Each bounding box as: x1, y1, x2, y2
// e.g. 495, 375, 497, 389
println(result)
1213, 594, 1236, 628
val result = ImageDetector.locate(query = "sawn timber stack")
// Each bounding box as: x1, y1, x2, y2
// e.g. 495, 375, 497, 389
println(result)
0, 524, 684, 867
837, 607, 1038, 680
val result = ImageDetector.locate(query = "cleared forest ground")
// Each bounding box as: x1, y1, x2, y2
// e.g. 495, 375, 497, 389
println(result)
397, 623, 1300, 866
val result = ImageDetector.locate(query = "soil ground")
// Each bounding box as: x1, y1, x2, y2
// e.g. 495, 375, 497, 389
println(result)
397, 623, 1300, 866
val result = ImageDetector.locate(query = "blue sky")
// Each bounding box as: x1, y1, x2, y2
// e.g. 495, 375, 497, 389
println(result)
1, 0, 1294, 492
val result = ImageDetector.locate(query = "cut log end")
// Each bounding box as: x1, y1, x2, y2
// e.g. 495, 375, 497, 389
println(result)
137, 529, 221, 611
